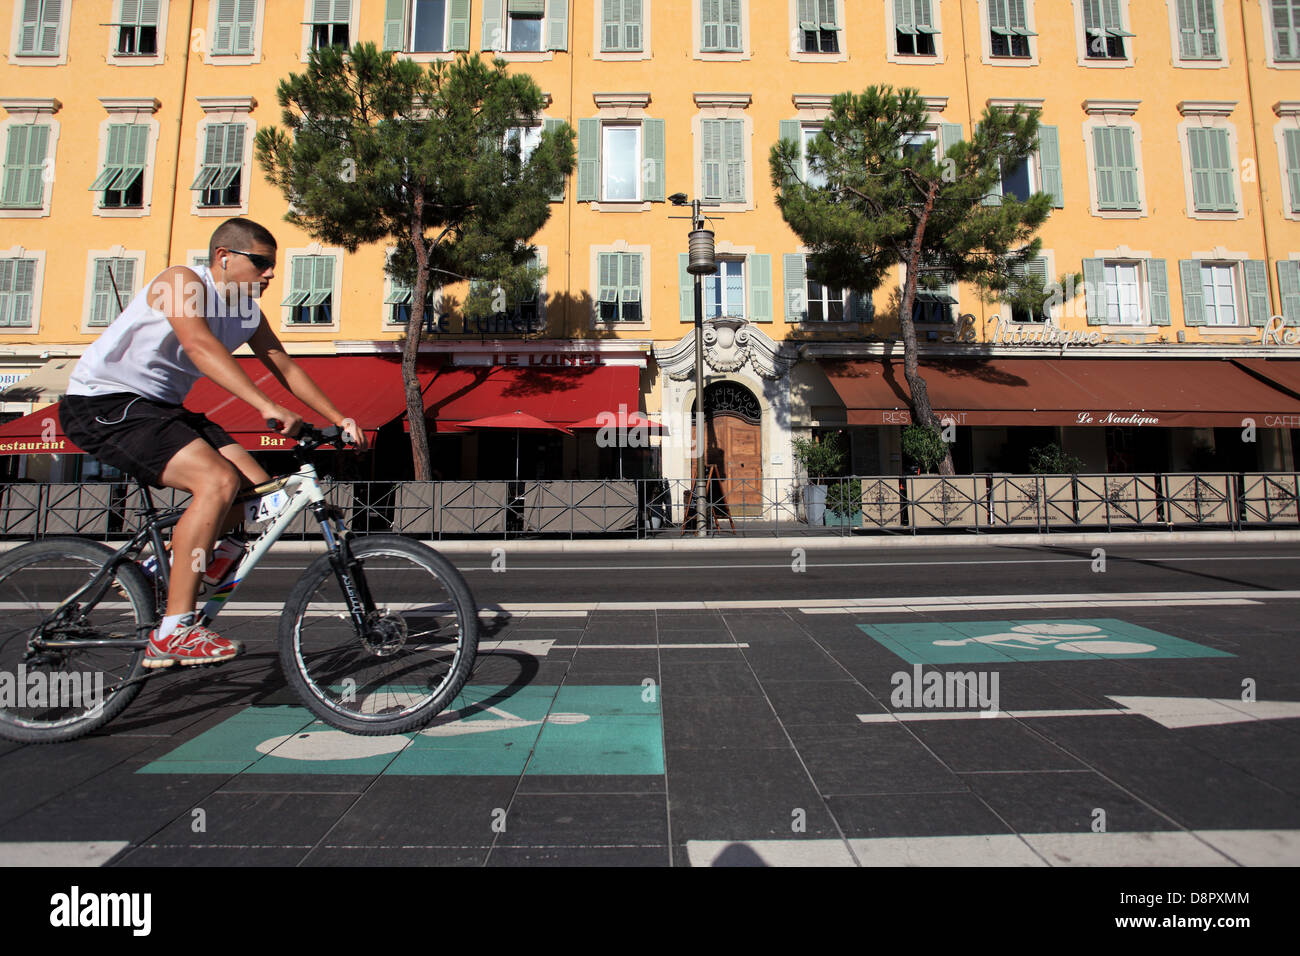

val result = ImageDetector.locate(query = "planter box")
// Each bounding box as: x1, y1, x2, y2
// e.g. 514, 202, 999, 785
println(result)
859, 478, 904, 528
437, 481, 507, 534
1161, 473, 1234, 525
1074, 474, 1159, 526
989, 475, 1042, 527
523, 481, 637, 533
803, 483, 827, 525
1239, 473, 1300, 524
824, 510, 862, 528
906, 476, 982, 528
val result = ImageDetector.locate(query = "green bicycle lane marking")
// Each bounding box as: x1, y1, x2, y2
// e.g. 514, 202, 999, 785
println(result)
856, 618, 1234, 665
137, 685, 664, 777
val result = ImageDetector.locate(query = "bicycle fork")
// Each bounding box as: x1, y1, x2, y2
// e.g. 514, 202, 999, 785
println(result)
315, 502, 376, 633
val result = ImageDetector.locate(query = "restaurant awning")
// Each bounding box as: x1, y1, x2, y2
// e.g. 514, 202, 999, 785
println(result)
1231, 359, 1300, 420
0, 355, 440, 454
0, 358, 78, 403
823, 357, 1300, 429
422, 364, 641, 433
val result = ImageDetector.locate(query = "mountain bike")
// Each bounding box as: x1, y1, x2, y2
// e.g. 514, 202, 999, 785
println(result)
0, 423, 478, 743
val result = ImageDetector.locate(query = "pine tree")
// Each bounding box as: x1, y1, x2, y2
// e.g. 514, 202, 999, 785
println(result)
257, 45, 574, 478
771, 86, 1053, 475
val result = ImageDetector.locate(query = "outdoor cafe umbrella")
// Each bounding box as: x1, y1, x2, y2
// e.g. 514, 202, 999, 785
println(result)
569, 409, 666, 479
459, 410, 572, 479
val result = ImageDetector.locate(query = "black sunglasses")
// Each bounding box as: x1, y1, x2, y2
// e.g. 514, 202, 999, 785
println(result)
226, 249, 276, 272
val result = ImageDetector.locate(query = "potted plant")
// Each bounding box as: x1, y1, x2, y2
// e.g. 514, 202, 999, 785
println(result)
901, 424, 946, 474
824, 478, 863, 527
792, 433, 846, 525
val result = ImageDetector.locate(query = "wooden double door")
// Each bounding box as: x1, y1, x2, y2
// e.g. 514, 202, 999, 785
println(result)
692, 382, 763, 518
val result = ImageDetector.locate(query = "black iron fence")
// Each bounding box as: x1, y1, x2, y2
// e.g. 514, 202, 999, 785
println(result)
2, 473, 1298, 541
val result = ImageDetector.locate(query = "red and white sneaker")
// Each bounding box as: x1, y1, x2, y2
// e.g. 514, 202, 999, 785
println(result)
143, 621, 242, 669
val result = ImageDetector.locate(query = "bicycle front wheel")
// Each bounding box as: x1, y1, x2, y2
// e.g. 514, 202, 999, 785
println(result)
0, 538, 152, 743
278, 535, 478, 735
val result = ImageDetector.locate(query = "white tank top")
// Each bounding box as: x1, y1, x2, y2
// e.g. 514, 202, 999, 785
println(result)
67, 265, 260, 405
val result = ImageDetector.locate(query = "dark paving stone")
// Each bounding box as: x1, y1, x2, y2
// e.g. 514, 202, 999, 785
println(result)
561, 670, 661, 686
654, 645, 750, 663
516, 774, 665, 795
1224, 758, 1300, 797
761, 680, 878, 725
906, 720, 1088, 773
111, 845, 310, 866
659, 662, 764, 698
741, 648, 848, 681
827, 791, 1015, 839
493, 792, 668, 847
217, 774, 375, 793
579, 629, 660, 645
668, 747, 803, 776
565, 649, 658, 673
0, 735, 164, 827
797, 731, 968, 795
655, 612, 725, 630
962, 770, 1178, 833
466, 661, 572, 687
656, 629, 736, 644
324, 777, 517, 847
147, 791, 359, 847
302, 846, 488, 866
668, 764, 839, 842
662, 697, 789, 750
487, 845, 669, 866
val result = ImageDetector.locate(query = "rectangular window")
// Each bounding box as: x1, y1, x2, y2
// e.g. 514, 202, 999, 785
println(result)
89, 124, 148, 209
703, 259, 745, 319
702, 0, 742, 52
0, 259, 37, 328
412, 0, 447, 51
89, 258, 136, 327
505, 125, 542, 164
1273, 0, 1300, 61
1092, 125, 1140, 211
17, 0, 62, 56
1286, 129, 1300, 214
807, 278, 845, 322
283, 256, 334, 324
0, 123, 50, 209
192, 124, 245, 208
797, 0, 839, 53
1200, 263, 1239, 325
602, 125, 641, 201
597, 253, 642, 322
1187, 127, 1235, 212
989, 0, 1033, 58
895, 0, 937, 56
1008, 256, 1049, 323
384, 277, 436, 328
913, 272, 957, 323
602, 0, 643, 51
903, 130, 937, 162
1103, 261, 1142, 324
1000, 153, 1035, 201
701, 119, 744, 203
506, 0, 544, 50
115, 0, 160, 55
309, 0, 351, 49
212, 0, 258, 56
1176, 0, 1218, 59
1082, 0, 1130, 60
801, 126, 827, 188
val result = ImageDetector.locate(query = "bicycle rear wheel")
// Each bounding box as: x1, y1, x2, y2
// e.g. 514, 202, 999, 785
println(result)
278, 534, 478, 735
0, 538, 152, 743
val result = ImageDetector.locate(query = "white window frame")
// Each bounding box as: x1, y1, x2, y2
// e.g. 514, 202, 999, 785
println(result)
8, 0, 71, 66
594, 0, 652, 59
1167, 0, 1227, 68
701, 257, 747, 320
886, 0, 944, 65
0, 99, 59, 219
0, 246, 45, 335
1276, 102, 1300, 221
1182, 248, 1261, 334
805, 275, 849, 324
899, 263, 959, 325
1073, 0, 1135, 68
91, 98, 161, 220
280, 245, 342, 333
300, 0, 359, 62
81, 246, 145, 333
506, 4, 546, 51
505, 123, 544, 165
1176, 103, 1242, 221
996, 250, 1057, 325
107, 0, 170, 67
590, 241, 650, 329
464, 248, 547, 334
692, 0, 750, 61
601, 123, 642, 202
980, 0, 1038, 66
191, 97, 257, 217
789, 0, 846, 62
1082, 103, 1148, 219
692, 94, 753, 213
1264, 0, 1300, 68
1102, 260, 1145, 326
204, 0, 266, 66
381, 248, 443, 331
800, 125, 829, 187
1199, 261, 1241, 327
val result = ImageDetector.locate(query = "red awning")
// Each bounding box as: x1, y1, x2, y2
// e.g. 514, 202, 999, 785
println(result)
823, 357, 1300, 428
0, 355, 439, 454
1232, 359, 1300, 424
421, 364, 641, 433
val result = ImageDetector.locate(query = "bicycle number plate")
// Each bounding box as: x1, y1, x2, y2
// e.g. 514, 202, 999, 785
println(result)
246, 489, 290, 523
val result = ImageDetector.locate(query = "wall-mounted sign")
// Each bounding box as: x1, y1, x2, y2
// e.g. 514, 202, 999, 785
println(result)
455, 352, 603, 367
943, 314, 1101, 348
1261, 316, 1300, 346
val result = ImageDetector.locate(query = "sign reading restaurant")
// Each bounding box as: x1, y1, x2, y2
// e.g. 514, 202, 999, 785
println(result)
943, 314, 1300, 348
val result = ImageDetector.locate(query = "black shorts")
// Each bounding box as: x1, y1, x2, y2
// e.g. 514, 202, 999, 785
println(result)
59, 392, 239, 488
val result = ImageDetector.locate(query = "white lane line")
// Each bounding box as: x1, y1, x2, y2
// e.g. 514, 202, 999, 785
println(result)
462, 555, 1300, 572
858, 709, 1126, 723
0, 842, 130, 867
805, 598, 1264, 614
550, 643, 749, 650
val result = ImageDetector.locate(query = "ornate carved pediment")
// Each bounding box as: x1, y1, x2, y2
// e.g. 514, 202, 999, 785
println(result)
655, 319, 798, 381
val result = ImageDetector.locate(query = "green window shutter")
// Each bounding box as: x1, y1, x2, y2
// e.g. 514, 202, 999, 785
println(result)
783, 253, 807, 322
1210, 128, 1235, 211
597, 253, 619, 321
723, 120, 744, 202
1244, 259, 1271, 326
1083, 258, 1106, 325
449, 0, 471, 50
18, 0, 40, 54
620, 253, 641, 320
1009, 0, 1033, 35
543, 118, 566, 201
217, 123, 245, 188
1103, 0, 1128, 35
1177, 0, 1198, 58
818, 0, 836, 30
721, 0, 741, 49
701, 120, 720, 201
939, 123, 962, 159
779, 119, 801, 147
797, 0, 816, 30
91, 258, 133, 326
1277, 261, 1300, 326
546, 0, 568, 50
303, 257, 334, 310
91, 259, 113, 326
1179, 259, 1206, 326
603, 0, 622, 49
111, 124, 148, 193
849, 289, 873, 323
1188, 128, 1234, 212
90, 125, 128, 191
1036, 125, 1063, 208
895, 0, 914, 34
679, 253, 693, 321
37, 0, 62, 55
643, 118, 665, 201
1083, 0, 1101, 34
2, 125, 45, 207
1092, 127, 1115, 208
213, 0, 236, 53
624, 0, 642, 49
1113, 127, 1139, 208
483, 0, 504, 50
233, 0, 257, 54
915, 0, 936, 33
989, 0, 1009, 35
748, 254, 772, 321
383, 0, 406, 49
282, 257, 311, 307
576, 118, 600, 202
1284, 129, 1300, 214
192, 124, 224, 190
702, 0, 721, 49
1274, 0, 1298, 60
0, 260, 12, 327
1146, 259, 1171, 325
1196, 0, 1217, 57
1094, 126, 1137, 210
13, 259, 35, 327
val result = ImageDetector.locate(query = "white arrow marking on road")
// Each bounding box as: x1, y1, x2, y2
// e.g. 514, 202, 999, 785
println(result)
857, 696, 1300, 729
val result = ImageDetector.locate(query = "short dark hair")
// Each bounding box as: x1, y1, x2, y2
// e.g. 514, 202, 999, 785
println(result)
209, 218, 277, 262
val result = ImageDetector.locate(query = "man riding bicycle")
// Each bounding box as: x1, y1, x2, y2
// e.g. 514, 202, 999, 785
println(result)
58, 218, 368, 669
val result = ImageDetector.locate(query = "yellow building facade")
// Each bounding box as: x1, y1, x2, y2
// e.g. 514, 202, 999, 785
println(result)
2, 1, 1299, 484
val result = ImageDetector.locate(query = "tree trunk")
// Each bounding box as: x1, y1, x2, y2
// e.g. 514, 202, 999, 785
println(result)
405, 194, 433, 481
899, 180, 956, 476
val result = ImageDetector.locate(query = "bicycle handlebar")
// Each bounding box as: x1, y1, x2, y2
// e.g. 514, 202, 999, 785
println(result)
265, 419, 356, 451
